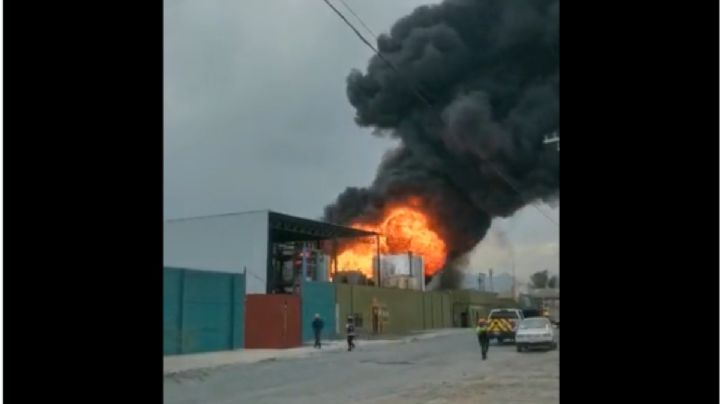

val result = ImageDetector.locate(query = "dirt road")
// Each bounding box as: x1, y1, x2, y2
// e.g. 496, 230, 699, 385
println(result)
164, 329, 558, 404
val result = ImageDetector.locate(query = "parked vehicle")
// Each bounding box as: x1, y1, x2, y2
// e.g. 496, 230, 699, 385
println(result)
515, 317, 558, 352
544, 304, 559, 326
487, 308, 524, 344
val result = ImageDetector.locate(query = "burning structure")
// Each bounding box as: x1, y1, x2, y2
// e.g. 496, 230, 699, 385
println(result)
324, 0, 559, 288
376, 253, 426, 291
333, 198, 445, 279
164, 210, 379, 294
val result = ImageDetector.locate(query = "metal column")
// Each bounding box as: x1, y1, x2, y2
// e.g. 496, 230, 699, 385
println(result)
375, 234, 381, 287
301, 243, 308, 281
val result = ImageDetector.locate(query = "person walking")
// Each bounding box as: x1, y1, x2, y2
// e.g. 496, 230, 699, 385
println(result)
476, 318, 490, 360
312, 313, 324, 349
345, 316, 356, 351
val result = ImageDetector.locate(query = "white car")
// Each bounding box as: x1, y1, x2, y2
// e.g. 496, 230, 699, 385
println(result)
515, 317, 558, 352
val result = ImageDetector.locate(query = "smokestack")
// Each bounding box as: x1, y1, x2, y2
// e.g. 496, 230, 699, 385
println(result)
324, 0, 559, 283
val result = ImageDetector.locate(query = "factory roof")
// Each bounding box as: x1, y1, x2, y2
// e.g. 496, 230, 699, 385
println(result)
269, 211, 377, 242
165, 209, 377, 242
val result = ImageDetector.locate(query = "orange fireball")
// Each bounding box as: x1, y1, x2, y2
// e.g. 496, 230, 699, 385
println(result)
336, 202, 447, 278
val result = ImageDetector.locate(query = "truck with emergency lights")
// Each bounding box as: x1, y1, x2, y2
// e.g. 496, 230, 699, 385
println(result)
487, 308, 524, 344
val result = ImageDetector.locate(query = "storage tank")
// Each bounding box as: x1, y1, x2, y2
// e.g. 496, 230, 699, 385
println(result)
374, 253, 425, 290
315, 253, 330, 281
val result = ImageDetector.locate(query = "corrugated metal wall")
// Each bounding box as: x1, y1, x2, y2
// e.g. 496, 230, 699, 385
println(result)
301, 281, 337, 342
335, 284, 452, 335
447, 290, 519, 327
163, 267, 246, 355
163, 268, 184, 354
423, 293, 433, 328
334, 285, 516, 333
245, 294, 301, 349
163, 211, 269, 294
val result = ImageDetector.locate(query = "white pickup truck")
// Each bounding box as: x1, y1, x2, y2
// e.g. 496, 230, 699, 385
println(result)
487, 308, 524, 344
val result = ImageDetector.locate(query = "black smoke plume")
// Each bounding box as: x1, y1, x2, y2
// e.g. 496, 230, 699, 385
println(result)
324, 0, 559, 281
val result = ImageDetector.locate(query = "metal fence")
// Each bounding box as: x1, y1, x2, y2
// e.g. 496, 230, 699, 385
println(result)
163, 267, 246, 355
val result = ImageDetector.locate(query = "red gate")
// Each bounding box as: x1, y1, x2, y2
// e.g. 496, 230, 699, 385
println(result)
245, 294, 301, 349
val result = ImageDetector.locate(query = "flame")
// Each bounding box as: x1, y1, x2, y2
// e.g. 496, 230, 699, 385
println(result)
336, 202, 447, 278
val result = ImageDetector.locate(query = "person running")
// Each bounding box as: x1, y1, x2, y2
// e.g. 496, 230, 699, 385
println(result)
476, 318, 490, 360
311, 313, 324, 349
345, 316, 356, 351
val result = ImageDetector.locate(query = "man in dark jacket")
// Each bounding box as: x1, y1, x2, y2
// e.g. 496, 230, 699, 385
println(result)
476, 318, 490, 360
312, 314, 324, 349
346, 316, 356, 351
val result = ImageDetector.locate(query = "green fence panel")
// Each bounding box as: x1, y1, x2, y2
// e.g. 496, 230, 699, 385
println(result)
164, 267, 246, 355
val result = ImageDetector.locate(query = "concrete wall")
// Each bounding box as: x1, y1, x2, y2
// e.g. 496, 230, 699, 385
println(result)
164, 211, 269, 294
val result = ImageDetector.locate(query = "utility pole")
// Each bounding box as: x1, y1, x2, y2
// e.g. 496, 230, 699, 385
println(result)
508, 242, 517, 298
511, 253, 516, 299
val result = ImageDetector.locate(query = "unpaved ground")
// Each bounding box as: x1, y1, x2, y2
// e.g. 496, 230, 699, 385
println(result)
164, 329, 558, 404
367, 352, 558, 404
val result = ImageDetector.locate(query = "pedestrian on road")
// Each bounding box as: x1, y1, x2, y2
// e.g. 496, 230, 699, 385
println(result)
476, 318, 490, 360
312, 313, 324, 349
346, 316, 356, 351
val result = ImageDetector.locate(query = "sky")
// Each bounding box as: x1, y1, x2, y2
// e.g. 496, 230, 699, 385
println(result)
164, 0, 559, 283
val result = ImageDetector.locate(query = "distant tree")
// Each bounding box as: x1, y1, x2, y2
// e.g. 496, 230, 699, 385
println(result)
548, 275, 558, 289
530, 270, 549, 289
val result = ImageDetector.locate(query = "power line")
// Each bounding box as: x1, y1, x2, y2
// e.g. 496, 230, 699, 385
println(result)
322, 0, 378, 54
337, 0, 377, 40
321, 0, 436, 108
321, 0, 558, 228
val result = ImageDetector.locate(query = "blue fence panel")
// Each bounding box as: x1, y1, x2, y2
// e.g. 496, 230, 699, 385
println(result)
181, 270, 234, 353
231, 273, 245, 349
163, 268, 184, 355
301, 281, 337, 342
164, 267, 246, 355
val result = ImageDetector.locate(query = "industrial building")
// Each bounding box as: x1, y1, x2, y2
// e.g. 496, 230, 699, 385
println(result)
164, 210, 378, 354
164, 210, 378, 294
163, 210, 516, 355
